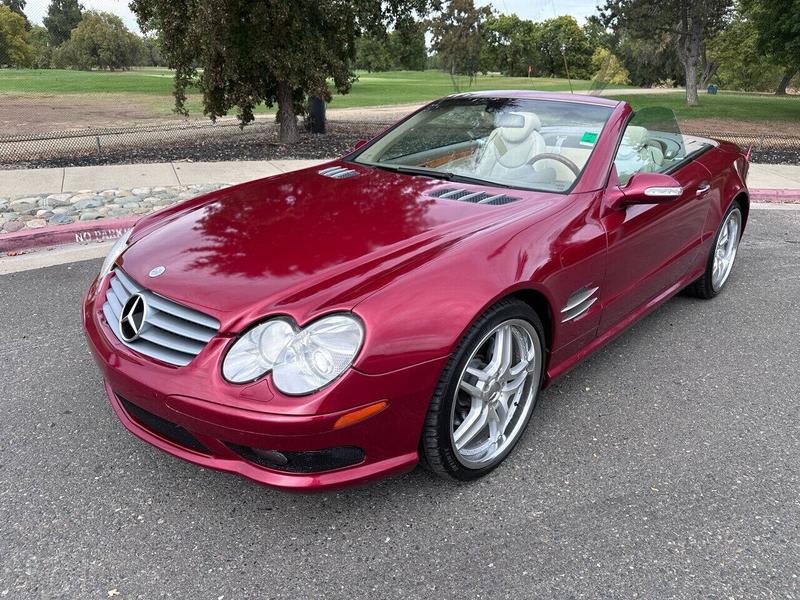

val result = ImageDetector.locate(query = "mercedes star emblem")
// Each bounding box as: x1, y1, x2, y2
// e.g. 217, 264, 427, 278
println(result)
119, 294, 148, 342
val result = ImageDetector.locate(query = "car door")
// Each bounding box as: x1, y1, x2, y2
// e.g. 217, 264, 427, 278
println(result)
598, 125, 712, 336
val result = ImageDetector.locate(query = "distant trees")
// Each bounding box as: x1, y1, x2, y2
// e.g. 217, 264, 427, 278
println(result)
429, 0, 491, 77
741, 0, 800, 95
43, 0, 83, 47
355, 18, 427, 72
1, 0, 28, 28
0, 4, 31, 66
53, 11, 145, 70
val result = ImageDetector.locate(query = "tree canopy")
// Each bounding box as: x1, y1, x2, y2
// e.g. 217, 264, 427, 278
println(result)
43, 0, 83, 46
741, 0, 800, 94
0, 4, 32, 66
53, 11, 145, 70
131, 0, 429, 144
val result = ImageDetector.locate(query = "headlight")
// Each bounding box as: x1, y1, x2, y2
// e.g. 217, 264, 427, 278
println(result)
222, 319, 295, 383
222, 314, 364, 395
99, 229, 132, 280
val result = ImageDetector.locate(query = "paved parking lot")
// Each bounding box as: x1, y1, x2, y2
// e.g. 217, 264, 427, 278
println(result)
1, 208, 798, 599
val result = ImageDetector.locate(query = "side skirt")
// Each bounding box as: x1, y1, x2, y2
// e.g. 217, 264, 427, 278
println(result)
544, 266, 704, 383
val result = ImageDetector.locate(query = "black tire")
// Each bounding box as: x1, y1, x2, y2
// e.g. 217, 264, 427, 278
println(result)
687, 200, 743, 299
419, 298, 546, 481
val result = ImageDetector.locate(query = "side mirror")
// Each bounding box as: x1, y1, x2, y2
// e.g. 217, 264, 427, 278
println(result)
354, 139, 368, 151
619, 172, 683, 206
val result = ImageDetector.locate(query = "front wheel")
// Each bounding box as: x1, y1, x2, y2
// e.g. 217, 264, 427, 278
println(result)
688, 201, 743, 299
420, 299, 545, 481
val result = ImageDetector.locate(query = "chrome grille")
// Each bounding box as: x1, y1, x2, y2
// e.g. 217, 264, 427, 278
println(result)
102, 268, 220, 367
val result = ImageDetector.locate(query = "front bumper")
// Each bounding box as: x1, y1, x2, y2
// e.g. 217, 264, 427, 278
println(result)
83, 276, 447, 492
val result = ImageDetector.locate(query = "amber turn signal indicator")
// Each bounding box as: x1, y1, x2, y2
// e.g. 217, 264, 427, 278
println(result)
333, 401, 388, 430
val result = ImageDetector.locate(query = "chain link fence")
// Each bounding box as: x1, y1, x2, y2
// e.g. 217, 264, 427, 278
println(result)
1, 115, 797, 168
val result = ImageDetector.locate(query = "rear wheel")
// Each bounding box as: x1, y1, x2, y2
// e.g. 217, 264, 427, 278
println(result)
420, 299, 545, 481
688, 201, 743, 299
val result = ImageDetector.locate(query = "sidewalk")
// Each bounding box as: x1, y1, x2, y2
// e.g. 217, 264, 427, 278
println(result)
0, 159, 327, 198
1, 159, 797, 199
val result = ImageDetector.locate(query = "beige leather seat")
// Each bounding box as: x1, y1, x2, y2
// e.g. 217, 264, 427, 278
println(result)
474, 112, 548, 182
615, 125, 665, 184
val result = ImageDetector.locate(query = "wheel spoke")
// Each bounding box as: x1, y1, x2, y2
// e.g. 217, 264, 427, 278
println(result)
459, 378, 483, 399
453, 400, 489, 450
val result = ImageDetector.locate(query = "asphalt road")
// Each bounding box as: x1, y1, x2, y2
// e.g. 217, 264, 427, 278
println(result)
1, 208, 798, 599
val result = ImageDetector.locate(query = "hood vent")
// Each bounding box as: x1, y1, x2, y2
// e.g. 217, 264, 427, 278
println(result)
429, 187, 520, 205
319, 166, 358, 179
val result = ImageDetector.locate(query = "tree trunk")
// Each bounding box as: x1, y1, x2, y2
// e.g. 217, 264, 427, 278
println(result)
685, 60, 699, 106
775, 69, 797, 96
276, 80, 300, 144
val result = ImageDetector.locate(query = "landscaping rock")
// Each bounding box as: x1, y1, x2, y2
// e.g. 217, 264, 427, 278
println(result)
69, 193, 94, 204
25, 219, 48, 229
3, 220, 24, 233
45, 193, 73, 206
79, 211, 103, 221
49, 214, 75, 225
73, 198, 104, 210
132, 187, 151, 196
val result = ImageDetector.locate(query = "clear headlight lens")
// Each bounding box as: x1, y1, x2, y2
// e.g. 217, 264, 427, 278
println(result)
222, 314, 364, 395
99, 229, 132, 280
222, 319, 296, 383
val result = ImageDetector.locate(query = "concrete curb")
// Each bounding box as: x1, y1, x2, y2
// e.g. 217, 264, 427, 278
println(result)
1, 187, 798, 256
0, 216, 138, 254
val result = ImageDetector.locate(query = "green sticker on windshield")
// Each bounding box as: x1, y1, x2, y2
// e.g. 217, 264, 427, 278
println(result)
581, 131, 598, 146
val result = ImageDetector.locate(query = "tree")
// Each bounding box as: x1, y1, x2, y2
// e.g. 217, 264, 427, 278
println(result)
706, 14, 784, 92
591, 47, 630, 85
355, 34, 393, 72
43, 0, 83, 47
538, 15, 593, 80
429, 0, 492, 78
0, 4, 32, 66
741, 0, 800, 95
130, 1, 429, 145
1, 0, 28, 28
481, 14, 543, 76
601, 0, 733, 105
53, 11, 145, 70
389, 17, 426, 70
27, 24, 51, 68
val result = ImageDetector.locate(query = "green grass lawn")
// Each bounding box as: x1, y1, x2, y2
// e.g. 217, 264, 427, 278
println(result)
607, 92, 800, 124
1, 67, 797, 124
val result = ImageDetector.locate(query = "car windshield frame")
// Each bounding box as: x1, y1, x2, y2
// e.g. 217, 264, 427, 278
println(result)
347, 96, 616, 195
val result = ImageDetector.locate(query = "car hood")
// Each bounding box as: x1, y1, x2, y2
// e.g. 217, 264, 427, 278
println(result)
119, 163, 559, 330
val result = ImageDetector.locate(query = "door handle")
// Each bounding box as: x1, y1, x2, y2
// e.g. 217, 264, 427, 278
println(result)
696, 182, 711, 196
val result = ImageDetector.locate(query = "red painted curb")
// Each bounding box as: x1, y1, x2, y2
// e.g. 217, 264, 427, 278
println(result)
0, 216, 139, 254
0, 187, 797, 255
750, 188, 800, 203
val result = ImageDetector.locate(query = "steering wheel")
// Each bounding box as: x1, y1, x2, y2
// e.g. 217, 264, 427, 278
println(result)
529, 153, 581, 177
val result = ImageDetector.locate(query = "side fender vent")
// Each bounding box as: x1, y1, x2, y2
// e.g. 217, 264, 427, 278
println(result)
429, 187, 520, 205
561, 287, 600, 323
319, 166, 358, 179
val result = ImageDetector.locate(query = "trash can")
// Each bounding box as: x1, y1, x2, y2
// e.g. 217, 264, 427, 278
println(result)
707, 84, 718, 95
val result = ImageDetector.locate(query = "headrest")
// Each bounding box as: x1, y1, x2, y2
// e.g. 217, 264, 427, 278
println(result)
621, 125, 648, 148
495, 112, 542, 144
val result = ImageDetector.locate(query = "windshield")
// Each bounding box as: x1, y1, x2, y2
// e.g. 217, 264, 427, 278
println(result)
352, 97, 614, 193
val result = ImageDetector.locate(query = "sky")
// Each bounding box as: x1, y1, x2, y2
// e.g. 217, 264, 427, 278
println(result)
23, 0, 602, 34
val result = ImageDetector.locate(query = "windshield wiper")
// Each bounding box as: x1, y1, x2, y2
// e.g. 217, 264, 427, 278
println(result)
370, 164, 511, 189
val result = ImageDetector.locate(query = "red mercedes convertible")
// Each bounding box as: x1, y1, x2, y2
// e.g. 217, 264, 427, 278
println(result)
83, 91, 749, 491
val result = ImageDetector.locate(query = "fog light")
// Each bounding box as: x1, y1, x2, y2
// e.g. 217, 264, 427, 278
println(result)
226, 443, 364, 473
251, 448, 289, 466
